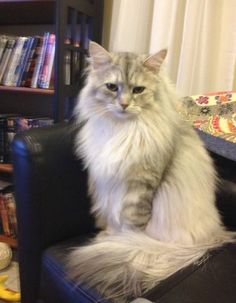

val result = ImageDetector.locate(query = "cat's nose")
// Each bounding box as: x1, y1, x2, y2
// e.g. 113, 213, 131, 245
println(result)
120, 102, 129, 110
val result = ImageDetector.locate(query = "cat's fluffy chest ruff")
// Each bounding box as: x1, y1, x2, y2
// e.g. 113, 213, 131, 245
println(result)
78, 116, 162, 179
77, 116, 167, 230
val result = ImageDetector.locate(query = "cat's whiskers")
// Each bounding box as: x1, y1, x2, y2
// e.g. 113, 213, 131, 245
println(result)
89, 105, 110, 117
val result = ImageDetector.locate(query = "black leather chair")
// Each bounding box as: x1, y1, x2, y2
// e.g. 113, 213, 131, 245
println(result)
12, 122, 236, 303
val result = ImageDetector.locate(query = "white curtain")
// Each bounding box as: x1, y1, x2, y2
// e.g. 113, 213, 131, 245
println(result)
105, 0, 236, 95
107, 0, 154, 53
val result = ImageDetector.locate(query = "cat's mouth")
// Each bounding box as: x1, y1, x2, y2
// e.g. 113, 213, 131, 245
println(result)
115, 108, 135, 118
106, 104, 139, 119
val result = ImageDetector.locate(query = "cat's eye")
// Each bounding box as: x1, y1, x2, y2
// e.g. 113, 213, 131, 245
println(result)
132, 86, 145, 94
106, 83, 119, 92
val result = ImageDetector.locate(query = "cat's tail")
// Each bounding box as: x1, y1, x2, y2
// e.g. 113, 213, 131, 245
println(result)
68, 230, 234, 302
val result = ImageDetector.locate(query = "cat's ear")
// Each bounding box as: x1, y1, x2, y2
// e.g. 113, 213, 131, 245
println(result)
89, 41, 112, 69
143, 49, 167, 72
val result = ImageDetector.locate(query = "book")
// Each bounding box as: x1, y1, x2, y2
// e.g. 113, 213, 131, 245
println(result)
44, 34, 55, 89
0, 116, 6, 163
20, 36, 39, 87
0, 35, 8, 61
3, 192, 17, 238
0, 194, 11, 237
31, 32, 50, 88
65, 38, 71, 85
15, 37, 34, 86
0, 33, 56, 89
0, 37, 16, 83
0, 114, 17, 163
0, 191, 17, 238
24, 36, 42, 87
2, 36, 28, 86
38, 33, 56, 89
12, 37, 30, 86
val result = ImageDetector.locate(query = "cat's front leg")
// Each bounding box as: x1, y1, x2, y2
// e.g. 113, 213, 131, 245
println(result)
120, 179, 156, 230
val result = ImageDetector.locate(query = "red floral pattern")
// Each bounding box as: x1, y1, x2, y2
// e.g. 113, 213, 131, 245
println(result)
179, 91, 236, 143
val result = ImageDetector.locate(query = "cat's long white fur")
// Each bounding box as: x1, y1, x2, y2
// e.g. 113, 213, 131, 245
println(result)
70, 45, 234, 302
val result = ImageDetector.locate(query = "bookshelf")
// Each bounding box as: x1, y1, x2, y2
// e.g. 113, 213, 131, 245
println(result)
0, 0, 104, 247
0, 0, 104, 121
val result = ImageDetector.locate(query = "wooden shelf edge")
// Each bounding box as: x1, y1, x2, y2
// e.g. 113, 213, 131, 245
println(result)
0, 85, 54, 95
0, 235, 17, 248
0, 164, 13, 174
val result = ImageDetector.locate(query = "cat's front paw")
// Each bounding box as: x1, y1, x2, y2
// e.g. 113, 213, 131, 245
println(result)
121, 202, 152, 230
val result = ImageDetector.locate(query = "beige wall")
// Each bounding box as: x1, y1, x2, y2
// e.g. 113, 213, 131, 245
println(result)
102, 0, 113, 49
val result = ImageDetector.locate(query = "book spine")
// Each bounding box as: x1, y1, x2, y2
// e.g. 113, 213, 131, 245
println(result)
31, 32, 50, 88
20, 37, 38, 87
16, 37, 34, 86
0, 194, 11, 237
0, 35, 8, 62
16, 117, 53, 131
39, 33, 56, 89
2, 37, 27, 86
4, 117, 17, 163
4, 192, 17, 238
0, 38, 16, 83
24, 37, 42, 87
12, 37, 30, 86
44, 42, 55, 89
0, 119, 5, 163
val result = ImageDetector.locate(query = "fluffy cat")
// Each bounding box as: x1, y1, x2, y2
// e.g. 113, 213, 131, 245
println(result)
70, 41, 234, 302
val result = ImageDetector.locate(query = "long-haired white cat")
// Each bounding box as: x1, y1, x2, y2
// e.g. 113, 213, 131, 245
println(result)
70, 41, 234, 302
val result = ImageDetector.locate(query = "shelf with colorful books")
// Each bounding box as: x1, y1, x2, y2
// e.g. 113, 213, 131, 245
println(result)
0, 33, 56, 92
0, 115, 54, 166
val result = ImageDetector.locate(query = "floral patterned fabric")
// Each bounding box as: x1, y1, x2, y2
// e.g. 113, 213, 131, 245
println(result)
179, 91, 236, 143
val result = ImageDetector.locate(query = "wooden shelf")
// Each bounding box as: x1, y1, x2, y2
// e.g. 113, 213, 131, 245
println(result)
0, 234, 17, 248
0, 164, 13, 174
0, 85, 54, 95
0, 0, 55, 25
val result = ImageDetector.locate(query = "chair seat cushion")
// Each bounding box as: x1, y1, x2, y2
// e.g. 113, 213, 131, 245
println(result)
143, 243, 236, 303
39, 236, 236, 303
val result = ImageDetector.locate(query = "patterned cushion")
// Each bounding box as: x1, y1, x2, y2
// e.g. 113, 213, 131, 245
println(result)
179, 91, 236, 161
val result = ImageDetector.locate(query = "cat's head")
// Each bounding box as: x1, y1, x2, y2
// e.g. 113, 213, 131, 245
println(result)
78, 41, 167, 120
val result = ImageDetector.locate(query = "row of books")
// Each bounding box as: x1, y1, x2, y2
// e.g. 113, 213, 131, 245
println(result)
0, 182, 17, 239
0, 114, 53, 163
0, 32, 55, 89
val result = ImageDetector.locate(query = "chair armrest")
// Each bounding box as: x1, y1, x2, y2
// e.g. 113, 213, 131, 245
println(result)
208, 150, 236, 230
196, 130, 236, 230
12, 121, 94, 248
216, 180, 236, 231
12, 122, 94, 303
